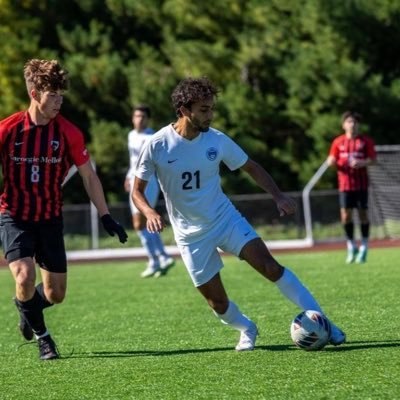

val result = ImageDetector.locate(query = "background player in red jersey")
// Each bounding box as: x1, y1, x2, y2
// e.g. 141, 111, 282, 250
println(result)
327, 111, 376, 264
0, 59, 128, 360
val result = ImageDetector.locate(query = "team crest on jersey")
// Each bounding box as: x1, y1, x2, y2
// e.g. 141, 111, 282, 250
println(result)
50, 140, 59, 151
206, 147, 218, 161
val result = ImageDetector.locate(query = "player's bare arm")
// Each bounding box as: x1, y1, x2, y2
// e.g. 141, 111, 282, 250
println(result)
78, 160, 109, 216
241, 158, 297, 216
124, 178, 131, 192
132, 176, 166, 233
327, 155, 336, 166
78, 160, 128, 243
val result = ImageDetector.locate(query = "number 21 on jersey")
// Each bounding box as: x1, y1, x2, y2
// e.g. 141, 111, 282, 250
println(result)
182, 170, 200, 190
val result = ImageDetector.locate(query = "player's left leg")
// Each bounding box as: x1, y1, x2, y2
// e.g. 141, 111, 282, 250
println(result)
356, 191, 370, 264
151, 233, 175, 275
137, 176, 175, 277
133, 213, 161, 278
30, 219, 69, 359
240, 238, 324, 310
356, 211, 369, 263
239, 238, 346, 346
34, 269, 66, 359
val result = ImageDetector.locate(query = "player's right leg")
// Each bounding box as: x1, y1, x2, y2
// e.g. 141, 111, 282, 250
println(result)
0, 215, 64, 360
340, 192, 358, 263
179, 237, 258, 351
10, 259, 59, 359
197, 273, 258, 351
0, 214, 37, 343
342, 209, 357, 263
11, 257, 36, 341
133, 213, 161, 278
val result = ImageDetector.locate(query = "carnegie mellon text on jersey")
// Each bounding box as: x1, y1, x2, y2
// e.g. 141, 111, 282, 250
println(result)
0, 111, 90, 221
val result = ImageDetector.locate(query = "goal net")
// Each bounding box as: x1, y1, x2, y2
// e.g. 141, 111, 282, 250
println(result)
368, 145, 400, 239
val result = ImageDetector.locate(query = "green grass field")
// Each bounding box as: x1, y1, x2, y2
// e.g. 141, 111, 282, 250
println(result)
0, 248, 399, 399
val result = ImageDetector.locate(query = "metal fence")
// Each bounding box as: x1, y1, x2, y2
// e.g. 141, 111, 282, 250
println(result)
61, 190, 343, 248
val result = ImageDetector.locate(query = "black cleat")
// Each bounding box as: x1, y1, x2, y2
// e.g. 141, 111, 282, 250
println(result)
38, 335, 60, 360
13, 297, 34, 341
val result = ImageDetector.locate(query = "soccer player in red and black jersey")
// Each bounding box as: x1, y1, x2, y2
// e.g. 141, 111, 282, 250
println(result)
0, 59, 128, 360
327, 111, 376, 264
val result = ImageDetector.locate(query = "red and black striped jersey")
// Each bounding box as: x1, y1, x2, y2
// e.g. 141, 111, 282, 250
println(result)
329, 133, 376, 191
0, 111, 90, 221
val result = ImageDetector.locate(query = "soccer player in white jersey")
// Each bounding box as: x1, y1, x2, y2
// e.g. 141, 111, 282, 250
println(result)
132, 78, 346, 350
124, 105, 174, 278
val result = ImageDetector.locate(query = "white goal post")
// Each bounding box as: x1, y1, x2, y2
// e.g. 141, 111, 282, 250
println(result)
302, 144, 400, 245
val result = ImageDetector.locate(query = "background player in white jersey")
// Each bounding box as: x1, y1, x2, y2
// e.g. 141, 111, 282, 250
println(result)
132, 77, 345, 351
125, 105, 174, 278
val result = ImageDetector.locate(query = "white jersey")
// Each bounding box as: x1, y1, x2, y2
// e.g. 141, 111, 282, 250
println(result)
135, 124, 248, 244
126, 127, 160, 214
126, 127, 155, 180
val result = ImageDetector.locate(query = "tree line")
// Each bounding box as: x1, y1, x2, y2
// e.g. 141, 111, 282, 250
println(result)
1, 0, 400, 203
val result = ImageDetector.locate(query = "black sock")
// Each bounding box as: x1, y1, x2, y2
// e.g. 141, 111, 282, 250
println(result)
15, 291, 47, 336
35, 283, 54, 310
361, 223, 370, 239
344, 222, 354, 240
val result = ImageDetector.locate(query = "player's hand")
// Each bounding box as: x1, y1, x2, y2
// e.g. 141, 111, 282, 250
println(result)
276, 194, 297, 217
145, 210, 166, 233
349, 158, 366, 169
101, 214, 128, 243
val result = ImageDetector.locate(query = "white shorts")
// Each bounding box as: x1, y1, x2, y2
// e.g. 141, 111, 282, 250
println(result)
177, 216, 259, 287
129, 175, 160, 215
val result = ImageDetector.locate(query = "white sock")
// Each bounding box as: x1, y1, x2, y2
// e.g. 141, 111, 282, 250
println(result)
275, 268, 323, 313
137, 230, 158, 264
347, 240, 356, 252
360, 239, 368, 251
151, 232, 168, 258
214, 301, 253, 332
35, 330, 49, 340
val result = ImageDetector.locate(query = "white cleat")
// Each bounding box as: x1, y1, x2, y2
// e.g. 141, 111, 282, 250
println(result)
160, 256, 175, 269
346, 249, 357, 264
154, 256, 175, 277
355, 248, 367, 264
235, 322, 258, 351
140, 262, 161, 278
329, 322, 346, 346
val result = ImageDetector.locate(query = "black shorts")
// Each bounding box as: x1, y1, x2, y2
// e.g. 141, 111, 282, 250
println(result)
0, 213, 67, 273
339, 190, 369, 210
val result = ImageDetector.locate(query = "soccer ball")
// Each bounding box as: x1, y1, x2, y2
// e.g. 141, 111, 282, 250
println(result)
290, 310, 331, 351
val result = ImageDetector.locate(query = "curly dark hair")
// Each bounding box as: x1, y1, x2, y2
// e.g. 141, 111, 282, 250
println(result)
24, 59, 69, 94
133, 104, 151, 118
341, 110, 362, 123
171, 77, 219, 117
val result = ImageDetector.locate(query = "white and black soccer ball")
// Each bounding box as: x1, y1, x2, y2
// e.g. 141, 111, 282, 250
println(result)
290, 310, 331, 351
